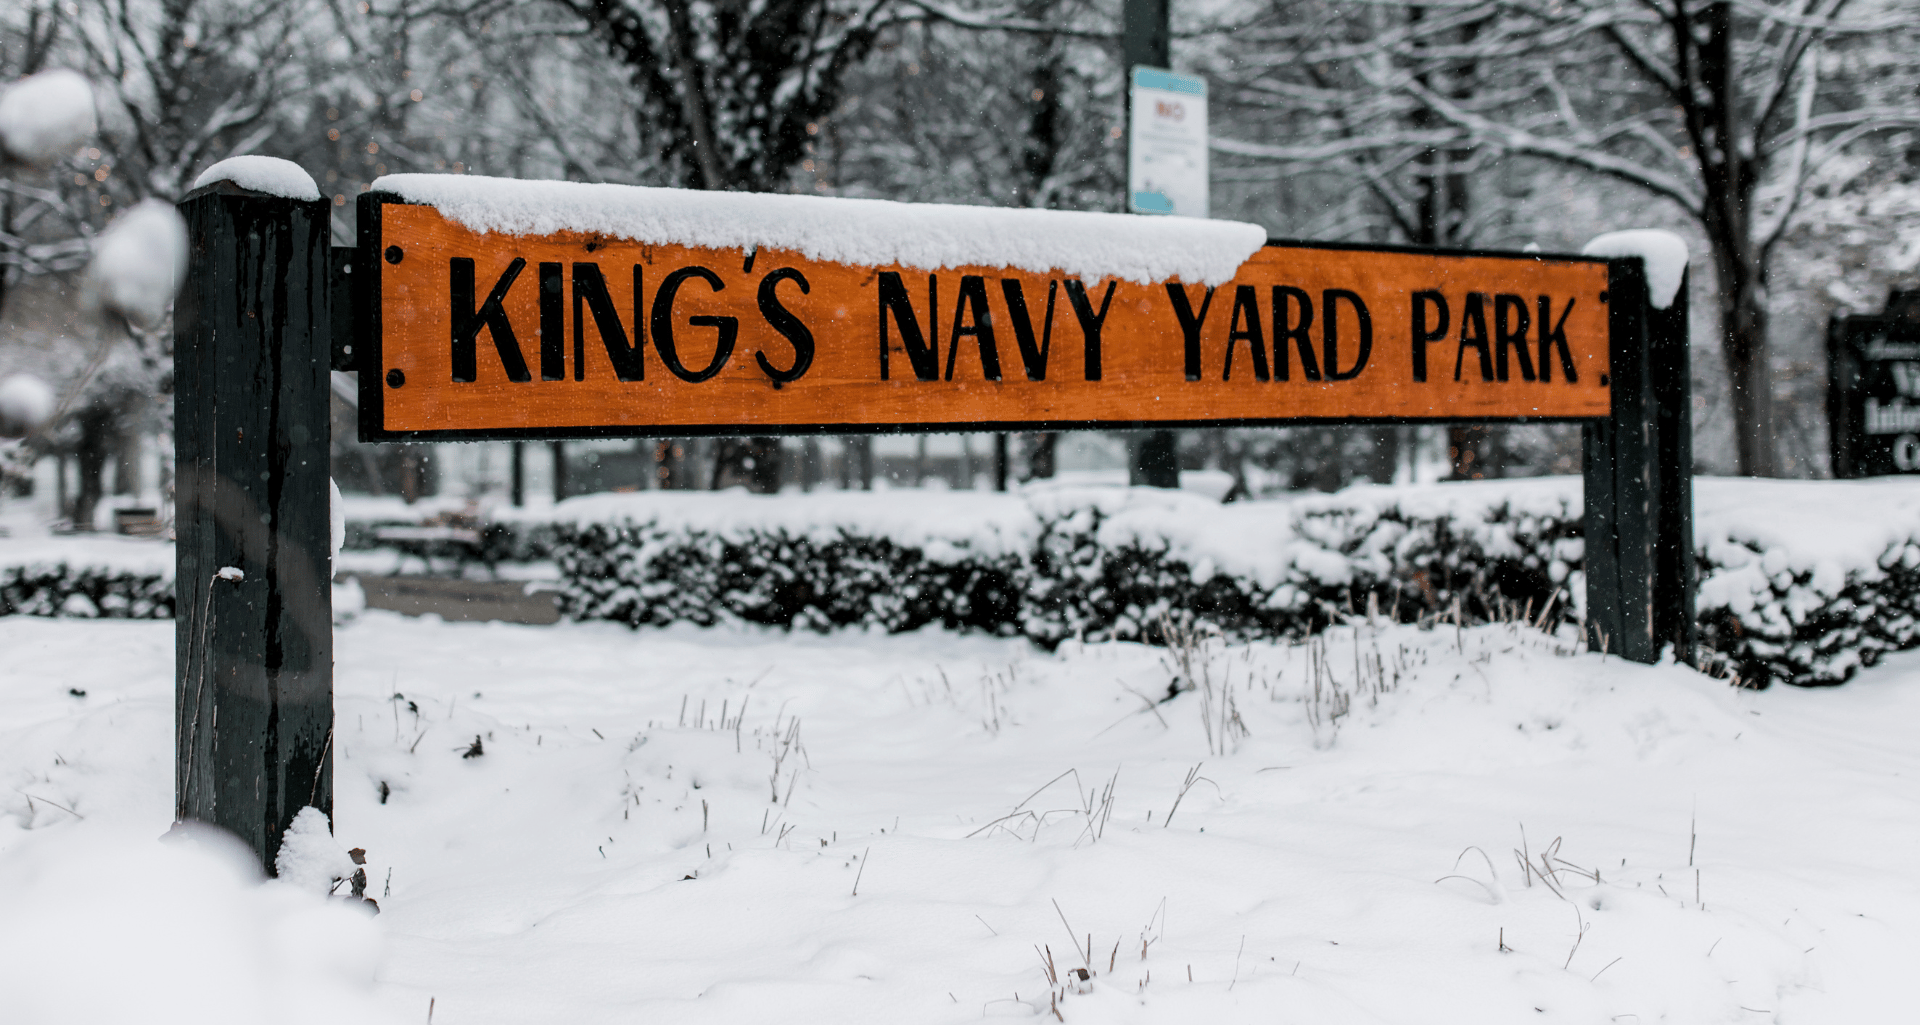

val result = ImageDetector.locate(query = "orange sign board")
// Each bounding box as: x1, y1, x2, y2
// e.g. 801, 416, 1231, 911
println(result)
359, 201, 1613, 440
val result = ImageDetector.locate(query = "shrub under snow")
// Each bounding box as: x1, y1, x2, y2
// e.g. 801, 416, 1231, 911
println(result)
18, 477, 1920, 687
545, 480, 1584, 649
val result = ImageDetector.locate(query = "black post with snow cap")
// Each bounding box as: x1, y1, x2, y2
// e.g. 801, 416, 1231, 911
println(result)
174, 159, 335, 874
1580, 234, 1694, 665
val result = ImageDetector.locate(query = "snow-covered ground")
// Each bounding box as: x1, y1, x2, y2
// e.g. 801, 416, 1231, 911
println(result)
4, 611, 1918, 1023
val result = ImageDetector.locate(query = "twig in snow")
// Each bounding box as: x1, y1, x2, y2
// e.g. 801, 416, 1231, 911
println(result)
1053, 898, 1089, 966
15, 789, 82, 819
1162, 763, 1211, 828
1563, 904, 1589, 969
851, 846, 870, 896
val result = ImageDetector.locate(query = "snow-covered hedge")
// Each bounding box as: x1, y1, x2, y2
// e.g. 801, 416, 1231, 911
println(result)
0, 537, 174, 619
545, 482, 1585, 649
1692, 479, 1920, 687
554, 492, 1030, 634
19, 478, 1920, 687
543, 477, 1920, 687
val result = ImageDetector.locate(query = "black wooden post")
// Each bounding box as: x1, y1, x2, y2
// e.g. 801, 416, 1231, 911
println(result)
1827, 314, 1859, 479
1582, 258, 1693, 664
1648, 269, 1695, 663
174, 173, 334, 873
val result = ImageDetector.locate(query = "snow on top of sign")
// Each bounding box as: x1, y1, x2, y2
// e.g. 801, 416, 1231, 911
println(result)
372, 173, 1269, 285
1583, 229, 1689, 310
0, 69, 95, 166
192, 155, 321, 201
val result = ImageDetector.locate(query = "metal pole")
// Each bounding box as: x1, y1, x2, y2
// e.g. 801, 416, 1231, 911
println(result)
1124, 0, 1180, 488
510, 441, 525, 506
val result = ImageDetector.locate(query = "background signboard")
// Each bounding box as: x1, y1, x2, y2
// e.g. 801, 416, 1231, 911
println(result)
1127, 67, 1208, 218
1830, 301, 1920, 476
358, 198, 1613, 441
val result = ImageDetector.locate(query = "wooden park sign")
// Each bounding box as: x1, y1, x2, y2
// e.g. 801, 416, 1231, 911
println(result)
1829, 291, 1920, 477
175, 165, 1692, 874
358, 192, 1613, 439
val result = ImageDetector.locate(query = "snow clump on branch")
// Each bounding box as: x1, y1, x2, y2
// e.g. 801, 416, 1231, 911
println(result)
0, 69, 96, 166
0, 374, 56, 436
86, 199, 189, 329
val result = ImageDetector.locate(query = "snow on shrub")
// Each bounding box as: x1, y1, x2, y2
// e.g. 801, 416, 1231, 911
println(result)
0, 537, 174, 619
20, 477, 1920, 687
552, 490, 1030, 634
540, 477, 1920, 687
544, 480, 1586, 650
1692, 478, 1920, 687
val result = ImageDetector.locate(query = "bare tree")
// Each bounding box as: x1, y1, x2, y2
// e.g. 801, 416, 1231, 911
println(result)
1218, 0, 1920, 477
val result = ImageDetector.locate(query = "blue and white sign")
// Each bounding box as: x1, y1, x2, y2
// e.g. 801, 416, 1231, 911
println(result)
1128, 67, 1208, 219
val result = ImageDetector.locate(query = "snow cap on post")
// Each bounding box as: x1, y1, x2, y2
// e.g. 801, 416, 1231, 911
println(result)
1582, 230, 1689, 310
86, 199, 189, 329
192, 155, 322, 202
373, 173, 1268, 285
0, 69, 96, 166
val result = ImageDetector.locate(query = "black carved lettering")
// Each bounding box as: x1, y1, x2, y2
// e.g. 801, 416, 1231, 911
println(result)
1322, 289, 1372, 381
1224, 284, 1269, 381
756, 268, 814, 384
1454, 292, 1494, 382
1000, 279, 1056, 381
571, 263, 644, 381
1537, 296, 1579, 383
450, 257, 531, 383
1411, 291, 1448, 383
540, 262, 565, 381
1165, 283, 1215, 382
651, 265, 736, 383
1272, 286, 1318, 381
946, 275, 1003, 381
1494, 294, 1535, 382
877, 271, 940, 381
1066, 279, 1116, 381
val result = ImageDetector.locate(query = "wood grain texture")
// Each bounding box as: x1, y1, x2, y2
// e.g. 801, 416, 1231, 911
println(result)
369, 202, 1612, 438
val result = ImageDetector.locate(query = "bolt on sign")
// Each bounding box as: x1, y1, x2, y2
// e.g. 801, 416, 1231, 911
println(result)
355, 180, 1612, 441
